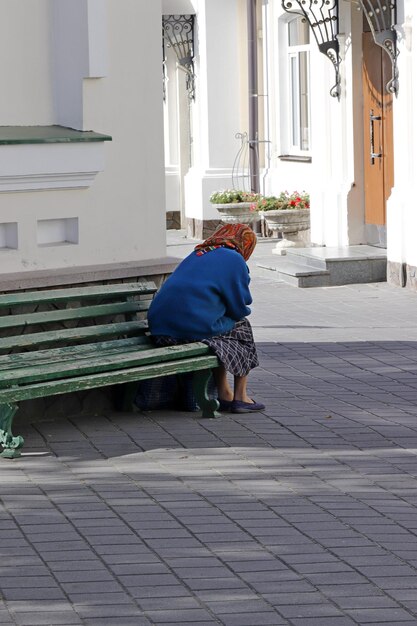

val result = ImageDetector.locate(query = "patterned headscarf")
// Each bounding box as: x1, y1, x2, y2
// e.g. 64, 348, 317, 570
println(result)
194, 223, 257, 261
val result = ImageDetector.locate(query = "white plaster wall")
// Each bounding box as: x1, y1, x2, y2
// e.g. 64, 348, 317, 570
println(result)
347, 4, 366, 245
164, 51, 181, 214
184, 0, 245, 222
261, 4, 317, 230
0, 0, 54, 124
387, 2, 417, 269
52, 0, 109, 129
52, 0, 88, 130
261, 2, 359, 248
191, 0, 242, 170
0, 0, 166, 274
165, 166, 181, 214
162, 0, 196, 13
262, 162, 313, 198
310, 3, 357, 248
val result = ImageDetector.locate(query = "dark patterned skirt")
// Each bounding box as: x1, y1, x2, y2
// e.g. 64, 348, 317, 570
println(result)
152, 318, 259, 377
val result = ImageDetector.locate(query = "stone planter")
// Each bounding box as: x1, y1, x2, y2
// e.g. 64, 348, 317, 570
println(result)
212, 202, 255, 225
260, 208, 310, 255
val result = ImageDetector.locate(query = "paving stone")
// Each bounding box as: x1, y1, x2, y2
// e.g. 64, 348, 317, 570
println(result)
131, 586, 195, 600
12, 611, 82, 626
137, 597, 202, 611
291, 616, 356, 626
277, 603, 347, 619
203, 599, 274, 614
334, 596, 401, 610
61, 581, 123, 595
144, 609, 215, 623
83, 616, 151, 626
65, 593, 134, 605
74, 604, 148, 618
54, 570, 116, 583
346, 608, 416, 623
183, 577, 249, 591
216, 613, 287, 626
2, 589, 67, 602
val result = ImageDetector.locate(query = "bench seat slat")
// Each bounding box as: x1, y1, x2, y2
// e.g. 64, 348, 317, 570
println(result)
0, 355, 219, 403
0, 282, 157, 308
0, 321, 148, 351
0, 300, 151, 330
0, 336, 152, 371
0, 343, 211, 387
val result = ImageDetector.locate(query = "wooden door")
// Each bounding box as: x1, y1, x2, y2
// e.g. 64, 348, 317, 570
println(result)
362, 32, 394, 226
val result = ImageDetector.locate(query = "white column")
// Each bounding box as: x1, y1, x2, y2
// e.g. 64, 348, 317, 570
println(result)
184, 0, 245, 236
52, 0, 108, 130
309, 2, 357, 247
387, 1, 415, 284
164, 50, 181, 221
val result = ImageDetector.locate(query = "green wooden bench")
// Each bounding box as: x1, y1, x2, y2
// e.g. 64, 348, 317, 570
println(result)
0, 281, 220, 459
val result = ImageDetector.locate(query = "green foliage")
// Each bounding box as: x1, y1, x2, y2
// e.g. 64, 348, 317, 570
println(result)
256, 191, 310, 211
210, 189, 261, 204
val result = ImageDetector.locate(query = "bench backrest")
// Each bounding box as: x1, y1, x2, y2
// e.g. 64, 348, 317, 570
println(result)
0, 282, 157, 354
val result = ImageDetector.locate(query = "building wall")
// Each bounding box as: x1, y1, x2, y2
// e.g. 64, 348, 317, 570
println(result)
0, 0, 55, 125
183, 0, 248, 236
386, 2, 417, 288
260, 1, 364, 248
0, 0, 166, 278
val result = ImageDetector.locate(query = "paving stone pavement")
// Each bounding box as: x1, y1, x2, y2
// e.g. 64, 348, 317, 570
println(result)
2, 233, 417, 625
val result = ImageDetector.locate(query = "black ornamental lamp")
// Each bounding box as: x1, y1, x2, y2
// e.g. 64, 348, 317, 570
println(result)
162, 14, 196, 100
282, 0, 341, 99
350, 0, 398, 95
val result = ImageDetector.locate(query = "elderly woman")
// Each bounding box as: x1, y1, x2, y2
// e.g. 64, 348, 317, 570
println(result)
148, 223, 265, 414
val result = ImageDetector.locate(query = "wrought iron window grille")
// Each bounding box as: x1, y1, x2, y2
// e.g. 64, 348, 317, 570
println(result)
282, 1, 341, 99
348, 0, 398, 95
162, 39, 167, 102
162, 14, 196, 101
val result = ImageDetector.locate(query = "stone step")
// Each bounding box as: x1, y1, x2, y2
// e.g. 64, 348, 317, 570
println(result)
257, 258, 331, 288
257, 245, 387, 288
286, 245, 387, 270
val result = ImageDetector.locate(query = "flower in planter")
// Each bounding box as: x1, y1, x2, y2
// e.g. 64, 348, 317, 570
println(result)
210, 189, 261, 204
256, 191, 310, 211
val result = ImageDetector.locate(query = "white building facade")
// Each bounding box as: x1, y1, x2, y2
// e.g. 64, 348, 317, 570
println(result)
6, 1, 413, 289
0, 0, 167, 290
165, 0, 417, 289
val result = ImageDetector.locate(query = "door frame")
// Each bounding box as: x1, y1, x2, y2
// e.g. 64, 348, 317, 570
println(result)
362, 24, 394, 247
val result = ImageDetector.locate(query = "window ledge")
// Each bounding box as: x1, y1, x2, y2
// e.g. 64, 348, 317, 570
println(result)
0, 126, 112, 192
0, 125, 112, 145
278, 154, 312, 163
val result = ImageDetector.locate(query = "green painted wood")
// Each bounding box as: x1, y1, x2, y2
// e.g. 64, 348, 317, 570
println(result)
0, 301, 150, 331
0, 343, 211, 388
0, 282, 156, 308
0, 337, 152, 372
0, 125, 112, 145
0, 356, 219, 402
0, 320, 148, 351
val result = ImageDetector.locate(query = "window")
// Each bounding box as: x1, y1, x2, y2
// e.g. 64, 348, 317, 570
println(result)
287, 16, 311, 153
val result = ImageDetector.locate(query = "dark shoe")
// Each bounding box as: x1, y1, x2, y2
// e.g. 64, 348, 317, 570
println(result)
231, 399, 265, 413
218, 398, 233, 412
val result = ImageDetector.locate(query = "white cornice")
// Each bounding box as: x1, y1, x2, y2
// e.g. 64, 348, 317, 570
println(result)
0, 142, 106, 192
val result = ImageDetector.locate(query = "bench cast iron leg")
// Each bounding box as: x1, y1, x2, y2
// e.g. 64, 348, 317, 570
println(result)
193, 370, 220, 419
0, 403, 23, 459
